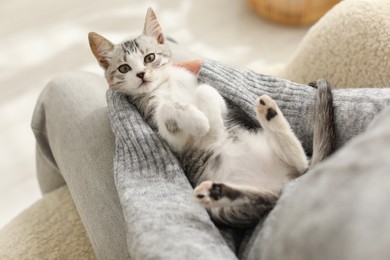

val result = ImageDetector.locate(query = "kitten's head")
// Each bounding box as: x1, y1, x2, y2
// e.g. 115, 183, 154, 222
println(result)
88, 8, 171, 95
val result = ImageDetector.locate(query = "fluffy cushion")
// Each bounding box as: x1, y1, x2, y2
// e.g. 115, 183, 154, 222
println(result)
276, 0, 390, 88
0, 186, 95, 259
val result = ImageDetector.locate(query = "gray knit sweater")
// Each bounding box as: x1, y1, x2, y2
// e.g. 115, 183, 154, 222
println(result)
106, 59, 390, 259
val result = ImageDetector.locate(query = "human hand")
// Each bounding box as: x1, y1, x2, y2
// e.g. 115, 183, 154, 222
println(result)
174, 60, 204, 75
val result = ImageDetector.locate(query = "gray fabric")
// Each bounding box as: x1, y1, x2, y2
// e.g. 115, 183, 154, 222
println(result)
106, 90, 237, 260
197, 59, 390, 258
30, 41, 201, 260
198, 60, 390, 152
243, 105, 390, 260
107, 59, 390, 259
197, 60, 390, 259
31, 71, 129, 260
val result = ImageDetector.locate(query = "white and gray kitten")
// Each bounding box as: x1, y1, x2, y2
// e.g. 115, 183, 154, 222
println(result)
89, 8, 335, 227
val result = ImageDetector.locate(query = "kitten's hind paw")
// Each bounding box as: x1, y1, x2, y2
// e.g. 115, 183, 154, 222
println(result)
194, 181, 214, 207
256, 95, 278, 122
194, 181, 231, 208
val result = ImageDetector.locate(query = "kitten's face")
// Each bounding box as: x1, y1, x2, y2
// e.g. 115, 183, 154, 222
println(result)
89, 8, 171, 95
104, 35, 171, 95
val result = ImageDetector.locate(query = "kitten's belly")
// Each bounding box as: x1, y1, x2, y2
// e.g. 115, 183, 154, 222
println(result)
212, 132, 290, 193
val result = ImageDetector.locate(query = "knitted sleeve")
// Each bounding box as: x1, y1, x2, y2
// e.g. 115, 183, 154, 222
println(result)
106, 89, 237, 259
198, 59, 390, 151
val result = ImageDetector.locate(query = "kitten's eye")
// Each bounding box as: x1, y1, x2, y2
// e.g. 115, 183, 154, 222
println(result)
118, 64, 132, 73
144, 53, 156, 64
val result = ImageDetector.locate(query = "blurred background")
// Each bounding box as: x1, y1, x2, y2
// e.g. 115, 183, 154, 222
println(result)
0, 0, 311, 228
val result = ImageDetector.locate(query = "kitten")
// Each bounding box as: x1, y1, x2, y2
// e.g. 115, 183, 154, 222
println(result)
89, 8, 335, 227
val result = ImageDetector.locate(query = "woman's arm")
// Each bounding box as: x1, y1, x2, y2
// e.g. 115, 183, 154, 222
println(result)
176, 59, 390, 151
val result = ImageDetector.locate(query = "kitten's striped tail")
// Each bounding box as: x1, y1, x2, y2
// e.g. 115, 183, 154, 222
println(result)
309, 79, 336, 167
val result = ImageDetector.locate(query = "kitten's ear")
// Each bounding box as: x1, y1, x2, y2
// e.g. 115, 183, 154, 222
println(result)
88, 32, 114, 70
143, 7, 165, 44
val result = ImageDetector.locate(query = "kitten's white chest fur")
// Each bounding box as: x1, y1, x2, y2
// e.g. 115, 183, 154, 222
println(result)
154, 67, 291, 194
211, 131, 292, 193
156, 67, 199, 104
154, 66, 227, 152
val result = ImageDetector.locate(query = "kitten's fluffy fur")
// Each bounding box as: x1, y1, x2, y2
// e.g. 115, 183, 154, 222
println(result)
89, 8, 335, 227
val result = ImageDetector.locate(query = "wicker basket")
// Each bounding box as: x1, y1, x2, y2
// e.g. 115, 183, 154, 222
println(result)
246, 0, 340, 26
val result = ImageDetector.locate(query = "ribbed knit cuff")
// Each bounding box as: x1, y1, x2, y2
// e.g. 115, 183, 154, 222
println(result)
106, 89, 238, 259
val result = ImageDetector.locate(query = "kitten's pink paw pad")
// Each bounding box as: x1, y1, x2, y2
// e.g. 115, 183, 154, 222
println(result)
256, 95, 278, 121
194, 181, 213, 206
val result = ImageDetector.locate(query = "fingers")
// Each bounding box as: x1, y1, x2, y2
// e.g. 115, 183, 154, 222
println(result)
174, 59, 204, 74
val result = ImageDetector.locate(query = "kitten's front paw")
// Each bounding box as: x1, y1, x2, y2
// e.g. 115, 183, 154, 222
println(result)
256, 95, 278, 122
194, 181, 223, 207
174, 103, 210, 136
192, 116, 210, 137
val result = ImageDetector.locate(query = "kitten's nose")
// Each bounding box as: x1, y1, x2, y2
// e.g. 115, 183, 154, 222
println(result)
136, 72, 145, 79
